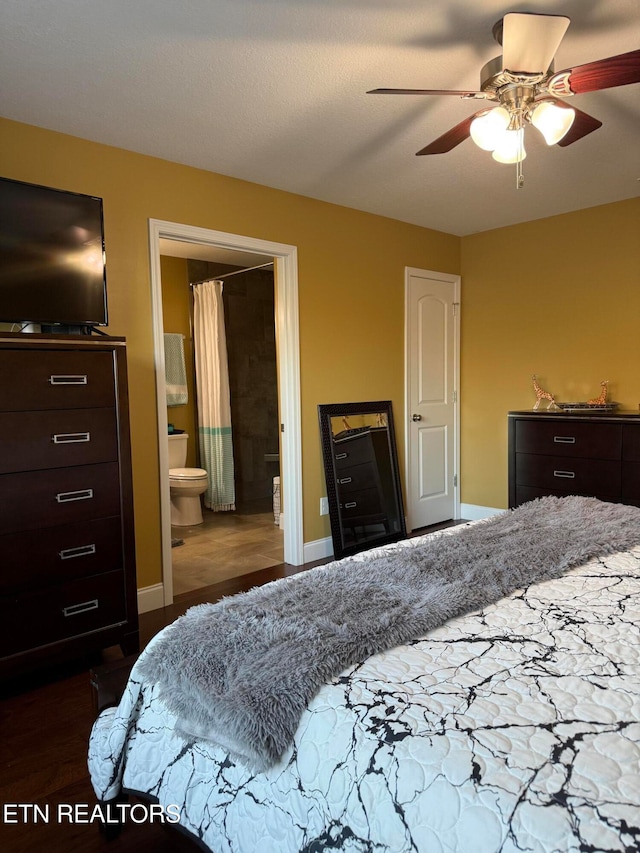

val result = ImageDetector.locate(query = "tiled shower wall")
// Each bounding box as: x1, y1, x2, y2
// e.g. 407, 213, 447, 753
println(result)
188, 262, 279, 505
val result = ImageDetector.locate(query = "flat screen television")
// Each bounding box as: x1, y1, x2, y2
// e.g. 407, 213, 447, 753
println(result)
0, 176, 108, 332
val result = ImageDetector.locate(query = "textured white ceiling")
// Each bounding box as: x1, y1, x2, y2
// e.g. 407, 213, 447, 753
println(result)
1, 0, 638, 236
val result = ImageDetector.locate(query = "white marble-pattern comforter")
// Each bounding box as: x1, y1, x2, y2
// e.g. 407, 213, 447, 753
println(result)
88, 536, 640, 853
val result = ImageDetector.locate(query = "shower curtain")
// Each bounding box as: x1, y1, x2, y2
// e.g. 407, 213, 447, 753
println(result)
193, 280, 236, 511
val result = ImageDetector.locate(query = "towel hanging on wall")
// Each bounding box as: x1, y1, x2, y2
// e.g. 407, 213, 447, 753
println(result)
164, 333, 188, 406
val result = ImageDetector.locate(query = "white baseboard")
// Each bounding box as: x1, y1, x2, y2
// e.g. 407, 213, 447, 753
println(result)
303, 536, 334, 563
137, 583, 165, 614
461, 503, 504, 521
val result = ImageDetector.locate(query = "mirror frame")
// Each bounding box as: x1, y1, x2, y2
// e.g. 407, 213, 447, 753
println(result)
318, 400, 407, 560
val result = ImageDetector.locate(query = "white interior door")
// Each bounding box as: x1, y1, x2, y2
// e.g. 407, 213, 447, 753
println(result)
405, 268, 460, 530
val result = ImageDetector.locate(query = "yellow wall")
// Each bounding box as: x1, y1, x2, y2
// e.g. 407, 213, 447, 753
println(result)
0, 116, 459, 587
460, 197, 640, 510
5, 117, 636, 586
160, 255, 197, 466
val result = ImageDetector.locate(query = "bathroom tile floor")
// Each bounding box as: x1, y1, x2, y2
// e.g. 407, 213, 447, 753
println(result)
171, 497, 284, 595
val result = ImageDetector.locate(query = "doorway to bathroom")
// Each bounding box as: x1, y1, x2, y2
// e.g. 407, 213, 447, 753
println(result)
162, 251, 283, 596
149, 220, 302, 606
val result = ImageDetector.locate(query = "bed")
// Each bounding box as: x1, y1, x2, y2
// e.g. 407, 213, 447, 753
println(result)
88, 496, 640, 852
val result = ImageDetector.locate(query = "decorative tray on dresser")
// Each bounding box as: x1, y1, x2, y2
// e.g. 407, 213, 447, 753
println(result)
0, 332, 139, 678
508, 410, 640, 510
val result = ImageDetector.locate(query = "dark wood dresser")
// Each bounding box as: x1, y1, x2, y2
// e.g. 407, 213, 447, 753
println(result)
508, 410, 640, 509
0, 333, 138, 678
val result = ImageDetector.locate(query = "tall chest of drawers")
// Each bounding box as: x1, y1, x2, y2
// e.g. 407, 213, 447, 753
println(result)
0, 333, 139, 677
508, 410, 640, 509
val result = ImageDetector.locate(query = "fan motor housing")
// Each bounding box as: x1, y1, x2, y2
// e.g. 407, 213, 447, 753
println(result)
480, 55, 554, 94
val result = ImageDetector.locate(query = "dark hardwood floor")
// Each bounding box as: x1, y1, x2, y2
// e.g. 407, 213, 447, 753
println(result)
0, 522, 461, 852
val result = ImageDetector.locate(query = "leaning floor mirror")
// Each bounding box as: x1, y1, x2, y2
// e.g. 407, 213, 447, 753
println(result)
318, 400, 407, 560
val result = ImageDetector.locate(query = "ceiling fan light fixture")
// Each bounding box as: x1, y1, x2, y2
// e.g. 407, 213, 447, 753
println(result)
531, 100, 575, 145
470, 107, 510, 150
492, 128, 526, 163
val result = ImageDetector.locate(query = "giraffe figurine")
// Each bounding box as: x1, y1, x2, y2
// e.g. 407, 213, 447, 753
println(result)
532, 375, 559, 410
587, 380, 609, 406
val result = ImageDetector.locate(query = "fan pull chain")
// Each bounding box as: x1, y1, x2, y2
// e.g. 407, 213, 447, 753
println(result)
516, 131, 525, 188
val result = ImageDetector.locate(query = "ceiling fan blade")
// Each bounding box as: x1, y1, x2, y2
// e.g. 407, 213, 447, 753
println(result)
416, 112, 482, 155
544, 98, 603, 147
367, 88, 487, 98
548, 49, 640, 95
501, 13, 570, 74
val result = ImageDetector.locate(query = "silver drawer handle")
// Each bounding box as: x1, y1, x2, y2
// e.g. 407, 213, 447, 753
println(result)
52, 432, 91, 444
335, 452, 348, 460
59, 544, 96, 560
344, 501, 357, 509
56, 488, 94, 503
554, 436, 576, 444
49, 375, 88, 385
63, 599, 99, 617
338, 477, 353, 485
553, 470, 576, 479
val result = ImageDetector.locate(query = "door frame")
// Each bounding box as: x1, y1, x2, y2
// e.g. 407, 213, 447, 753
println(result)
149, 219, 303, 605
404, 267, 461, 531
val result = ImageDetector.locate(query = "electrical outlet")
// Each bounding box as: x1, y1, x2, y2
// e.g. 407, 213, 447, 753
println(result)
320, 497, 329, 515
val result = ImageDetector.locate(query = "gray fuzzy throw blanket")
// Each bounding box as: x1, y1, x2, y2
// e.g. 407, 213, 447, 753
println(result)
138, 496, 640, 771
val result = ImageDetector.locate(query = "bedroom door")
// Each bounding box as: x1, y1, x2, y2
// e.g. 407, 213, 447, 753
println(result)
405, 268, 460, 530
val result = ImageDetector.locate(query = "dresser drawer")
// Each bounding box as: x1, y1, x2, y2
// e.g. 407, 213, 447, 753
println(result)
336, 461, 378, 493
334, 434, 375, 469
0, 407, 118, 473
0, 349, 116, 412
515, 454, 620, 497
623, 425, 640, 462
0, 462, 121, 534
0, 516, 123, 594
0, 570, 127, 658
515, 420, 621, 459
515, 485, 588, 505
622, 461, 640, 503
339, 486, 385, 522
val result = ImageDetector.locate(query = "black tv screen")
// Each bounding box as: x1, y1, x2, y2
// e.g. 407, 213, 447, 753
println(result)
0, 176, 108, 328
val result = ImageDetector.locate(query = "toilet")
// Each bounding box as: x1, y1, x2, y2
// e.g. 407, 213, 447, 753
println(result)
168, 433, 209, 526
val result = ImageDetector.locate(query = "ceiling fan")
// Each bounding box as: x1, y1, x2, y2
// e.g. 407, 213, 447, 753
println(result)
368, 12, 640, 185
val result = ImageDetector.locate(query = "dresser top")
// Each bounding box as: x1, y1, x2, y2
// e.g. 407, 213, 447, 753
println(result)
0, 331, 125, 348
509, 409, 640, 423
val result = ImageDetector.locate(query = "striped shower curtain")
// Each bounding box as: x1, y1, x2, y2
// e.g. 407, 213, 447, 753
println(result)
193, 280, 236, 511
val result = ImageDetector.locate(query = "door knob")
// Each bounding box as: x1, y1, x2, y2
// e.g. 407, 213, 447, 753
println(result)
412, 413, 422, 422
